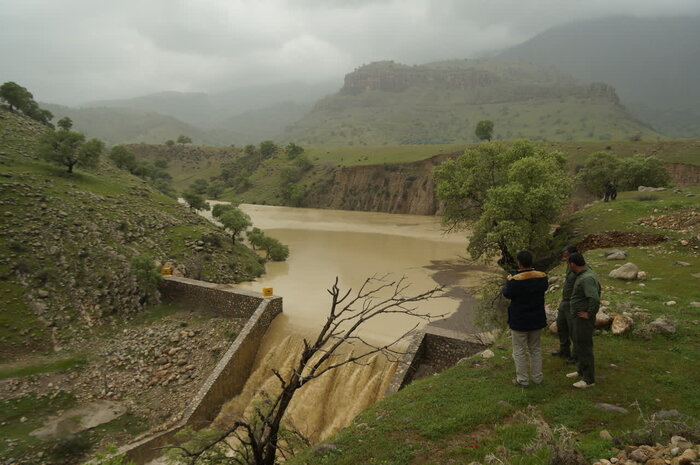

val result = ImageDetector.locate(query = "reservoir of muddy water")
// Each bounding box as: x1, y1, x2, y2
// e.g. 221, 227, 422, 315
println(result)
204, 204, 496, 443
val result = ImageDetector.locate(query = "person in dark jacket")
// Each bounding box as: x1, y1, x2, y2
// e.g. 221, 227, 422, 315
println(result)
566, 252, 601, 389
502, 250, 548, 387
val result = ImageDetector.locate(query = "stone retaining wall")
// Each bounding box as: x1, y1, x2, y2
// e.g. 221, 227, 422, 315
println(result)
386, 327, 492, 394
118, 277, 282, 464
160, 276, 264, 318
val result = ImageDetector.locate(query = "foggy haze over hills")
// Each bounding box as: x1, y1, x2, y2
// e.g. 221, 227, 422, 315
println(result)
2, 0, 700, 105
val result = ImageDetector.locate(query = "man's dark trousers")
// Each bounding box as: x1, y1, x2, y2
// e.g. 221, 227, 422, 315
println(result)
572, 316, 595, 384
555, 300, 574, 357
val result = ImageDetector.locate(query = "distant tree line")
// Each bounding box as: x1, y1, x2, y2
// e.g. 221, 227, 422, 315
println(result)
109, 144, 176, 197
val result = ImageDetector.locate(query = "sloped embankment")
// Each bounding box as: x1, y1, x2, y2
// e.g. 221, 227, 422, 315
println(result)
0, 109, 263, 358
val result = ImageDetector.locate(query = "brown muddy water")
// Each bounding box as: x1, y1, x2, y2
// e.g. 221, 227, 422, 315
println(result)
202, 203, 497, 443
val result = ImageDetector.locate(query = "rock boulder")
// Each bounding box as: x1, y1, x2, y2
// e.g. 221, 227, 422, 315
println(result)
609, 263, 640, 280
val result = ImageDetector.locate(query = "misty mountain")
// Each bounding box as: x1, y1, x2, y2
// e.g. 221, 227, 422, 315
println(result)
41, 103, 210, 145
283, 60, 659, 145
497, 15, 700, 137
85, 81, 340, 130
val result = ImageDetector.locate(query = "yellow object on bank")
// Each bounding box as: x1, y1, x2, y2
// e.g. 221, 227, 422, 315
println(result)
161, 266, 173, 276
262, 287, 273, 297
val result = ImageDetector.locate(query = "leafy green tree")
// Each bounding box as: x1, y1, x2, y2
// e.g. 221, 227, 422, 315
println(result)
246, 227, 266, 251
244, 144, 257, 155
434, 141, 534, 229
0, 81, 32, 111
57, 117, 73, 130
211, 203, 234, 219
259, 140, 277, 158
182, 192, 210, 211
219, 208, 251, 244
0, 81, 53, 126
265, 238, 290, 261
130, 254, 162, 305
165, 139, 175, 147
154, 158, 168, 169
435, 140, 569, 268
177, 135, 192, 145
618, 155, 669, 190
190, 178, 209, 195
575, 151, 622, 197
206, 182, 225, 199
475, 120, 494, 141
109, 145, 137, 172
469, 153, 569, 268
38, 127, 104, 173
285, 142, 304, 159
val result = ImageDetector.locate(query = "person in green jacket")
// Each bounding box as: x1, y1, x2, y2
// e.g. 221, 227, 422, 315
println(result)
552, 245, 580, 364
566, 252, 601, 389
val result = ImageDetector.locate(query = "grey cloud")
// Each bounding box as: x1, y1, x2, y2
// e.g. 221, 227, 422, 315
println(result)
1, 0, 698, 105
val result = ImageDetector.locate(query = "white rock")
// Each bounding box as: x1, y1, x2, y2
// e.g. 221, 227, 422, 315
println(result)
612, 314, 634, 334
637, 271, 647, 280
664, 301, 677, 306
480, 349, 495, 359
609, 263, 640, 280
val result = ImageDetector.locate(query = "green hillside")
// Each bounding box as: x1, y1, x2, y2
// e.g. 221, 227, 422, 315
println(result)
288, 187, 700, 465
0, 108, 264, 360
283, 60, 661, 146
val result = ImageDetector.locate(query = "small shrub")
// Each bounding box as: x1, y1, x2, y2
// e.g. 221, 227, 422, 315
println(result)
130, 254, 162, 304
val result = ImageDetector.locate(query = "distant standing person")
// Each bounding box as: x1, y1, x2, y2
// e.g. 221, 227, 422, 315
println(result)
566, 252, 601, 389
552, 245, 581, 365
502, 250, 548, 387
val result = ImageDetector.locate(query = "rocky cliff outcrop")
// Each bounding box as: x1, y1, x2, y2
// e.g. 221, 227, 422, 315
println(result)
302, 155, 697, 215
303, 154, 455, 215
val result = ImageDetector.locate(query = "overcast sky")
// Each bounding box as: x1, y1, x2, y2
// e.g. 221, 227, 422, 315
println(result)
1, 0, 699, 105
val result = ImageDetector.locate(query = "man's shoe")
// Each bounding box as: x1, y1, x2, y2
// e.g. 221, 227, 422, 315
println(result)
551, 350, 569, 357
512, 378, 528, 388
572, 380, 595, 389
566, 357, 577, 365
565, 371, 580, 378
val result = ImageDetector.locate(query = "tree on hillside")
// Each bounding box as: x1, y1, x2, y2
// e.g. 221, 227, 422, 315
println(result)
575, 152, 620, 197
177, 135, 192, 145
285, 142, 304, 159
167, 276, 442, 465
244, 144, 257, 155
165, 139, 175, 147
211, 203, 235, 219
0, 81, 53, 126
246, 227, 265, 251
182, 192, 210, 212
109, 145, 137, 172
190, 179, 209, 195
475, 120, 494, 141
434, 141, 532, 230
434, 140, 570, 268
576, 152, 669, 196
57, 117, 73, 130
259, 140, 278, 158
218, 208, 252, 244
38, 126, 105, 173
130, 254, 162, 305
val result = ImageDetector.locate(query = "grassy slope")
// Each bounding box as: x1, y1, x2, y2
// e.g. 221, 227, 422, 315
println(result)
0, 109, 263, 359
288, 187, 700, 465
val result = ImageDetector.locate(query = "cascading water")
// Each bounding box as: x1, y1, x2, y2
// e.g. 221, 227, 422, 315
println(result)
213, 331, 395, 443
199, 204, 495, 446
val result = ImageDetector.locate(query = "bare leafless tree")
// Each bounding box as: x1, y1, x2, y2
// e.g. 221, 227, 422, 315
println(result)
166, 275, 443, 465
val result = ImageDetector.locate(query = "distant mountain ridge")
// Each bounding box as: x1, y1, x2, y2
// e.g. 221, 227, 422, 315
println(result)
283, 59, 659, 145
497, 15, 700, 137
